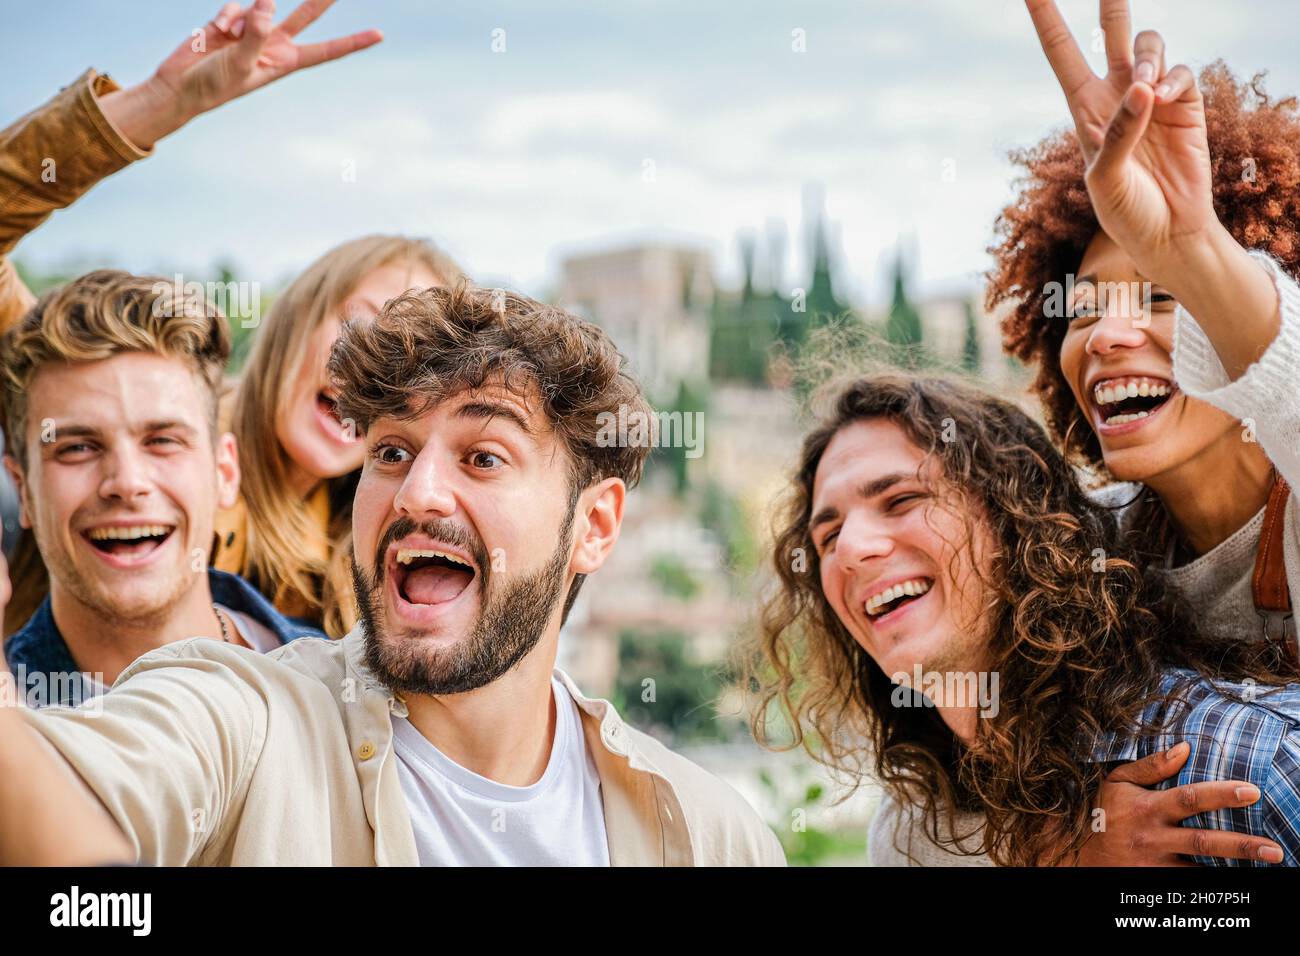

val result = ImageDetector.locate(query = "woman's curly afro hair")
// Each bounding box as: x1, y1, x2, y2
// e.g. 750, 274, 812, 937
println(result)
988, 61, 1300, 468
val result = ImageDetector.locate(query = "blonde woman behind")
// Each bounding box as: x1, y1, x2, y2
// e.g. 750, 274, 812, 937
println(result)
216, 235, 462, 636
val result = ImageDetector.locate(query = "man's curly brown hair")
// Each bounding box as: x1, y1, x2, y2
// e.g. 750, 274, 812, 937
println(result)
328, 281, 652, 494
989, 61, 1300, 468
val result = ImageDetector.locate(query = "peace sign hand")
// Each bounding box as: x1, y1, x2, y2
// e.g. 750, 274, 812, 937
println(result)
1026, 0, 1143, 164
155, 0, 383, 120
1025, 0, 1217, 281
101, 0, 382, 149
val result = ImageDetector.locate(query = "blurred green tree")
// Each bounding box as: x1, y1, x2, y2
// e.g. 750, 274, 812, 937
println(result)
755, 769, 868, 866
649, 554, 700, 600
884, 250, 924, 367
962, 300, 981, 373
611, 629, 732, 744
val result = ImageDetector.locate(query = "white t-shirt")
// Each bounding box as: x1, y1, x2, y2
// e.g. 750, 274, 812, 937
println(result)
391, 677, 611, 866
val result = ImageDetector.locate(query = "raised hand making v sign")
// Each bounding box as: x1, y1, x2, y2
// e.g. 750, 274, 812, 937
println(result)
1025, 0, 1281, 380
1022, 0, 1294, 868
99, 0, 383, 150
0, 0, 383, 336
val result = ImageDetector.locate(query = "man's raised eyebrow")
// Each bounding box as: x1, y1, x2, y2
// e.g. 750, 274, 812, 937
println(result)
44, 420, 196, 438
42, 423, 101, 443
453, 400, 534, 435
808, 471, 914, 533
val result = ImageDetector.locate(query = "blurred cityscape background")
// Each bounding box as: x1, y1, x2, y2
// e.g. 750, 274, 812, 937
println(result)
7, 0, 1299, 865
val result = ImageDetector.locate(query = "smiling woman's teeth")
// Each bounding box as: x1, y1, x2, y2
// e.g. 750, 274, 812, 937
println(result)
1092, 378, 1170, 405
1105, 410, 1150, 425
865, 578, 932, 617
1091, 377, 1174, 426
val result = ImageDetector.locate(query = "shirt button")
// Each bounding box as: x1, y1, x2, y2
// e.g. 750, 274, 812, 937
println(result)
358, 741, 376, 761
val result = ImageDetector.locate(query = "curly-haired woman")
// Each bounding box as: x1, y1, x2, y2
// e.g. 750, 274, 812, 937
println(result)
891, 0, 1300, 864
748, 374, 1300, 867
994, 0, 1300, 655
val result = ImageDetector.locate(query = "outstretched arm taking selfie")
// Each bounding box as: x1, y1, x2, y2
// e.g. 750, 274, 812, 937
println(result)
0, 0, 381, 334
0, 542, 132, 865
0, 688, 135, 866
0, 530, 270, 867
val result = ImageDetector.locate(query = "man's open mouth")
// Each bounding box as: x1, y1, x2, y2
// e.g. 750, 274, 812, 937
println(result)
865, 577, 933, 621
83, 524, 175, 558
393, 548, 477, 605
1091, 376, 1175, 427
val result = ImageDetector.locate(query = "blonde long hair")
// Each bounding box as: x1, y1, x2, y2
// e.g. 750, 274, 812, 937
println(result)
232, 235, 463, 636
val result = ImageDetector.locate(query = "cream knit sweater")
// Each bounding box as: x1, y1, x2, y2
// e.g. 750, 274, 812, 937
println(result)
870, 249, 1300, 866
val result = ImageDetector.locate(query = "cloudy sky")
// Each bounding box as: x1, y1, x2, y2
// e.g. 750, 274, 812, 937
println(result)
3, 0, 1298, 306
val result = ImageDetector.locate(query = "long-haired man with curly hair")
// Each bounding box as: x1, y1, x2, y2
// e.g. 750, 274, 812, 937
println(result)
748, 374, 1300, 867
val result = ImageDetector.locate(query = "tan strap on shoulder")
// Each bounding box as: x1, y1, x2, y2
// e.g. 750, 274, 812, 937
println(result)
1253, 475, 1291, 614
1253, 474, 1296, 663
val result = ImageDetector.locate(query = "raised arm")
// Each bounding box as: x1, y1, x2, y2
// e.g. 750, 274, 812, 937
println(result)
0, 0, 381, 334
0, 69, 147, 334
97, 0, 383, 151
1024, 0, 1280, 381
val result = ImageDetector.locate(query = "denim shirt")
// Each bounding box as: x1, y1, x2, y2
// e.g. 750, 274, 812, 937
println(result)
3, 569, 324, 708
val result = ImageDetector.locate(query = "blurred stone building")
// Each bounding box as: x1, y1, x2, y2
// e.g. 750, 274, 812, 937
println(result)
556, 244, 714, 401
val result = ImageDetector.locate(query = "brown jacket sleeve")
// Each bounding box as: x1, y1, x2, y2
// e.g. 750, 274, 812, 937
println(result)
0, 68, 152, 334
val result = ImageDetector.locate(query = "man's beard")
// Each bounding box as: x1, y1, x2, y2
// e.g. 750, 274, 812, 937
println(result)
352, 508, 574, 696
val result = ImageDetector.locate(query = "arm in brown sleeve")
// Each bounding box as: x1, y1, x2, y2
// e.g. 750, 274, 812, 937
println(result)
0, 69, 152, 334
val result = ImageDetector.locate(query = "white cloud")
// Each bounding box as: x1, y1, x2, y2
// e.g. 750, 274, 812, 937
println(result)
480, 91, 671, 148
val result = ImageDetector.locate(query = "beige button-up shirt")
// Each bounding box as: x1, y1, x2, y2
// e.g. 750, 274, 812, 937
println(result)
23, 629, 787, 866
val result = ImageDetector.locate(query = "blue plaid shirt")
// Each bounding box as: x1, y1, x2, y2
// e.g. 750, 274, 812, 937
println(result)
1089, 668, 1300, 866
